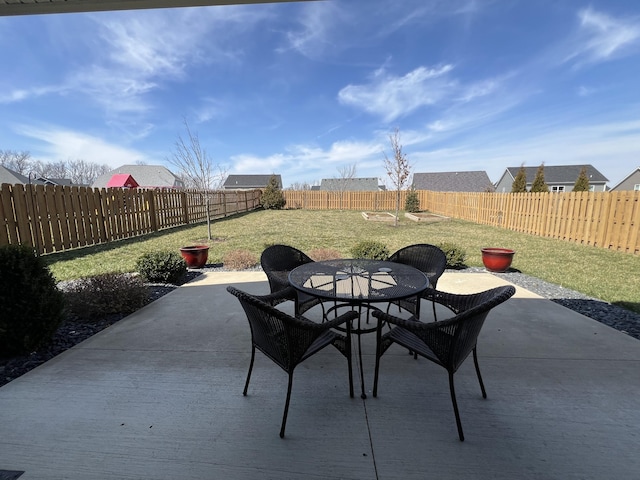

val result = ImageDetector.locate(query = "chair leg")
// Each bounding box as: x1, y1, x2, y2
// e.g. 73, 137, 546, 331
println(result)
243, 346, 256, 396
346, 327, 354, 398
280, 373, 294, 438
473, 348, 487, 398
448, 372, 465, 442
432, 300, 438, 322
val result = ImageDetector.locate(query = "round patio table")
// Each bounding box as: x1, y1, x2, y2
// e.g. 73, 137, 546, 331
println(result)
289, 259, 429, 398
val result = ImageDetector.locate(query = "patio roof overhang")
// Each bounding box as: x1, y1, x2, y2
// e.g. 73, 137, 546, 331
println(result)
0, 0, 315, 17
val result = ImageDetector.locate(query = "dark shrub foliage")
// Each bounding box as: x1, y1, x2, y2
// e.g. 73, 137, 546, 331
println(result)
350, 240, 390, 260
531, 164, 549, 193
572, 167, 590, 192
436, 242, 467, 269
136, 251, 187, 284
223, 249, 258, 270
64, 273, 149, 319
404, 187, 420, 213
511, 165, 527, 193
0, 244, 65, 356
261, 175, 286, 210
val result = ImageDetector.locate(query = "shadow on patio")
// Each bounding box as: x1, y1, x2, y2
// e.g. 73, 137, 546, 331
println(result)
1, 271, 638, 480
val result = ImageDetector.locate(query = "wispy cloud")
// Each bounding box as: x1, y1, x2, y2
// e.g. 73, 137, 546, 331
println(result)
17, 125, 149, 166
565, 8, 640, 66
338, 65, 456, 122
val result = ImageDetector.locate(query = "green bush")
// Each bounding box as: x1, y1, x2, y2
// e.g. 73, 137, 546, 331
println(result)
404, 188, 420, 213
64, 273, 149, 319
136, 251, 187, 284
261, 175, 286, 210
0, 244, 65, 356
350, 240, 390, 260
436, 242, 467, 269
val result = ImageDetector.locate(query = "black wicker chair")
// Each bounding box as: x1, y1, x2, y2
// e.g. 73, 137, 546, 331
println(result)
227, 285, 357, 438
372, 285, 516, 441
260, 244, 324, 316
387, 244, 447, 320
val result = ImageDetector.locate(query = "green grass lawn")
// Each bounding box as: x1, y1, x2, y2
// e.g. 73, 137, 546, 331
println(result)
43, 209, 640, 314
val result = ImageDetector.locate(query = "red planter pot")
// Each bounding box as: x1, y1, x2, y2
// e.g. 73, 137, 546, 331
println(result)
481, 248, 515, 273
179, 245, 209, 268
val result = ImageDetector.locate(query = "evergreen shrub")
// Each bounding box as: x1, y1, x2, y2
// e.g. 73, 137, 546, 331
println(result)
0, 244, 65, 356
404, 188, 420, 213
261, 175, 286, 210
136, 251, 187, 284
64, 273, 149, 318
436, 242, 467, 269
350, 241, 390, 260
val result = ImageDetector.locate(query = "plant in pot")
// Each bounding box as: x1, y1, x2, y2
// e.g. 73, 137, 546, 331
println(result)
179, 245, 210, 268
481, 247, 515, 273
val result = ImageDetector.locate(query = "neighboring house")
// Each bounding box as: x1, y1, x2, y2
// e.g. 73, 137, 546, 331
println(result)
106, 174, 139, 188
494, 164, 608, 193
92, 165, 184, 189
223, 174, 282, 190
34, 176, 74, 186
318, 177, 383, 191
0, 165, 29, 185
610, 167, 640, 192
412, 171, 494, 192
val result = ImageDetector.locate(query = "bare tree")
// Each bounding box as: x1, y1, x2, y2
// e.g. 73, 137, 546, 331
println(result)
382, 128, 411, 227
287, 181, 312, 190
167, 119, 227, 240
67, 159, 110, 185
335, 163, 357, 210
0, 150, 32, 175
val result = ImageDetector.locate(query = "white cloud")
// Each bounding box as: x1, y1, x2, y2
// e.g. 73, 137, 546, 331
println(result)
17, 125, 149, 167
565, 8, 640, 66
338, 65, 456, 122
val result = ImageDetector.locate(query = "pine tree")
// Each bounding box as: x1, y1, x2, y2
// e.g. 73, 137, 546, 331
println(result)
261, 175, 286, 209
511, 165, 527, 193
572, 167, 590, 192
530, 164, 549, 193
404, 185, 420, 212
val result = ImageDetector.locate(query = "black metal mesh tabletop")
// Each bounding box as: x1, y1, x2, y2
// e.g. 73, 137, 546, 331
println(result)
288, 259, 429, 304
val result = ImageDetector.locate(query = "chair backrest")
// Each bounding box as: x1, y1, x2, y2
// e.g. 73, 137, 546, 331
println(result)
388, 244, 447, 288
432, 285, 515, 371
227, 286, 317, 372
260, 244, 314, 293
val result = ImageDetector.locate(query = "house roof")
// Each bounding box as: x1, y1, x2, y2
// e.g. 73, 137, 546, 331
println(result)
505, 165, 608, 184
319, 177, 381, 191
412, 171, 494, 192
0, 165, 29, 185
610, 167, 640, 191
107, 174, 140, 188
0, 0, 304, 16
223, 174, 282, 189
92, 165, 183, 189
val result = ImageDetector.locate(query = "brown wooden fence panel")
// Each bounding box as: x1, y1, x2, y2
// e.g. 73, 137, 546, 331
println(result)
0, 184, 262, 254
283, 189, 639, 254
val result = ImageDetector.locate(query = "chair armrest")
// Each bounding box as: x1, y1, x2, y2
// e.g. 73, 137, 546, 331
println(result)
317, 310, 359, 331
253, 286, 298, 306
372, 309, 458, 332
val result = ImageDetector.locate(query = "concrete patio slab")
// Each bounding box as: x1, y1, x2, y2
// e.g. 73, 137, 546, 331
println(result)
1, 271, 638, 479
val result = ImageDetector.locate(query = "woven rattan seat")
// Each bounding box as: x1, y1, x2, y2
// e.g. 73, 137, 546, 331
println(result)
260, 244, 324, 315
227, 286, 357, 438
387, 244, 447, 320
372, 285, 516, 441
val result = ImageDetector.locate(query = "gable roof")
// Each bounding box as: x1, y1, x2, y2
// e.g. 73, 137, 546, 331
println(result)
610, 167, 640, 191
319, 177, 381, 191
412, 171, 494, 192
223, 174, 282, 189
93, 165, 183, 189
0, 165, 29, 185
504, 164, 608, 184
107, 174, 140, 188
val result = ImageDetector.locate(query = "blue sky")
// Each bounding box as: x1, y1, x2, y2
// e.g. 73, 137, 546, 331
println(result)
1, 0, 639, 188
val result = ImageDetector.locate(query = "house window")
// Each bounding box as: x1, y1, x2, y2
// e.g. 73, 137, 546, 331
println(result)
551, 185, 565, 192
589, 185, 595, 192
634, 184, 640, 191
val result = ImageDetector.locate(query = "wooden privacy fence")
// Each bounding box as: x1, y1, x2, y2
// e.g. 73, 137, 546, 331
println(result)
0, 183, 261, 255
283, 190, 640, 254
